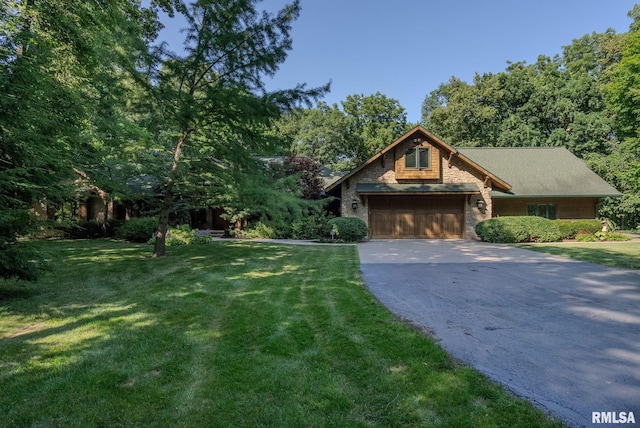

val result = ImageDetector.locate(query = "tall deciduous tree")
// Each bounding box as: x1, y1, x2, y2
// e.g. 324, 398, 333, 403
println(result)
0, 0, 152, 279
422, 52, 616, 158
342, 92, 408, 161
595, 5, 640, 228
272, 102, 355, 171
273, 93, 409, 171
141, 0, 327, 256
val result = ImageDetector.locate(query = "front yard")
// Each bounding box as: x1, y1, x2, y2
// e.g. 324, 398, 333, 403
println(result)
1, 240, 561, 427
518, 240, 640, 269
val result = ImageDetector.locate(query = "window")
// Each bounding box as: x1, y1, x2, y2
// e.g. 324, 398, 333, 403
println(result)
405, 147, 430, 169
527, 203, 558, 220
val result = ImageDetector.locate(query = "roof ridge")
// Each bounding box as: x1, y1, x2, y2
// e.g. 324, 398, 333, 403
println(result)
458, 146, 563, 150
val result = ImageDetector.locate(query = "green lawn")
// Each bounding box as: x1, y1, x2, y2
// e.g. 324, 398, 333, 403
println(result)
1, 240, 561, 427
518, 241, 640, 269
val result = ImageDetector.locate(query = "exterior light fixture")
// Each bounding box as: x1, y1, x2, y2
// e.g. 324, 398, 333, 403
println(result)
351, 199, 358, 210
476, 199, 486, 210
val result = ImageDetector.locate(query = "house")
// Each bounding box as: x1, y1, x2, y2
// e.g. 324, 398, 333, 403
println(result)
325, 126, 621, 240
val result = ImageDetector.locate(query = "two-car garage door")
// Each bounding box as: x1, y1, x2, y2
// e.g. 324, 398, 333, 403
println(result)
368, 195, 465, 239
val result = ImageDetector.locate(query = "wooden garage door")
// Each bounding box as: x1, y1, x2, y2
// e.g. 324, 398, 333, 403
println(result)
368, 195, 465, 239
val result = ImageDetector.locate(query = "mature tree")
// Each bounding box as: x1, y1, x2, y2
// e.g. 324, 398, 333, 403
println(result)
272, 102, 355, 171
342, 92, 408, 160
273, 92, 408, 171
422, 53, 616, 157
607, 9, 640, 142
140, 0, 327, 256
594, 5, 640, 228
0, 0, 152, 278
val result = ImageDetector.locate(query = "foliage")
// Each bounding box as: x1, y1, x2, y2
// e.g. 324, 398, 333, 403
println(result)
421, 8, 640, 231
137, 0, 328, 257
237, 206, 333, 240
116, 217, 158, 243
554, 219, 603, 239
475, 216, 561, 243
0, 0, 155, 279
328, 217, 368, 242
270, 102, 354, 170
53, 220, 123, 239
607, 5, 640, 141
236, 221, 279, 239
220, 155, 332, 240
595, 231, 631, 241
422, 52, 616, 157
575, 232, 598, 242
0, 210, 39, 280
342, 92, 409, 160
163, 225, 213, 246
291, 207, 333, 240
273, 93, 409, 171
281, 156, 325, 200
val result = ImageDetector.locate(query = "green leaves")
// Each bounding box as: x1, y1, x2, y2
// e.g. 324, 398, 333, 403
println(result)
273, 93, 409, 172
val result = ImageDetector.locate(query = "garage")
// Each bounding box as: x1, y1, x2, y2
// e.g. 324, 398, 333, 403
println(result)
368, 195, 465, 239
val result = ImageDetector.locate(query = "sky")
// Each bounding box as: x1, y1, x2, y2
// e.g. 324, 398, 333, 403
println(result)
159, 1, 637, 123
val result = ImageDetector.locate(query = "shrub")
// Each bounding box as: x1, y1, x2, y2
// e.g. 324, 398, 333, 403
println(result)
238, 222, 279, 239
55, 220, 122, 239
291, 210, 333, 240
164, 225, 213, 246
576, 232, 598, 242
475, 216, 561, 243
554, 219, 602, 240
116, 217, 158, 243
328, 217, 368, 242
595, 231, 631, 241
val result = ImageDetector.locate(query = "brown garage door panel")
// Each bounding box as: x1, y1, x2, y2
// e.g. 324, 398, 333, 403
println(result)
369, 196, 464, 239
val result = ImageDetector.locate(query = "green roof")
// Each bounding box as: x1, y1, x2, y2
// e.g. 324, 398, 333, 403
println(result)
457, 147, 621, 198
357, 183, 480, 195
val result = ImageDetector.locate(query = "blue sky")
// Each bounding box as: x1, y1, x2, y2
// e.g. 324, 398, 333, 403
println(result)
160, 1, 637, 123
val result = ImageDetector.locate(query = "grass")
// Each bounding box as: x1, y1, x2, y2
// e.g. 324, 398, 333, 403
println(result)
1, 240, 562, 427
518, 241, 640, 269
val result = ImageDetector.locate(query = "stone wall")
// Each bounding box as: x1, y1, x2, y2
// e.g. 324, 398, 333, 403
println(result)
340, 150, 491, 239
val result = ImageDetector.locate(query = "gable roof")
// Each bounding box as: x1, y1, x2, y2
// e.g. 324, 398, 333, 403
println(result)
457, 147, 621, 198
326, 126, 511, 192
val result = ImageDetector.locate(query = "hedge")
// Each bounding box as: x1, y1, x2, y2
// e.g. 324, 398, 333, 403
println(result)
475, 216, 561, 243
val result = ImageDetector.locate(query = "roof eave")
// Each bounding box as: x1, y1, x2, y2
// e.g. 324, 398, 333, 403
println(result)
491, 193, 623, 198
326, 126, 459, 192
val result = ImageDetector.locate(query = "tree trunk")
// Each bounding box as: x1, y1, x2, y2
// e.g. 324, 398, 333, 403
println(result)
152, 129, 189, 257
153, 204, 170, 257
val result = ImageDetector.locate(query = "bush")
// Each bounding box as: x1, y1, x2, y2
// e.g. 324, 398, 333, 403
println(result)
116, 217, 158, 243
475, 216, 561, 243
54, 220, 122, 239
291, 210, 333, 240
328, 217, 368, 242
238, 222, 279, 239
164, 225, 213, 246
595, 231, 631, 241
576, 232, 598, 242
554, 219, 602, 240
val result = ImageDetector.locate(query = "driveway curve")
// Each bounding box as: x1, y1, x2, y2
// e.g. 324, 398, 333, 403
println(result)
358, 240, 640, 427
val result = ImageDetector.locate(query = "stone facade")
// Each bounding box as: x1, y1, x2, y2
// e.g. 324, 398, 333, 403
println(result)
339, 136, 492, 239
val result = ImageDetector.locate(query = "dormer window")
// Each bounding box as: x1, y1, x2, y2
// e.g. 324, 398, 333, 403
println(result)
405, 147, 430, 169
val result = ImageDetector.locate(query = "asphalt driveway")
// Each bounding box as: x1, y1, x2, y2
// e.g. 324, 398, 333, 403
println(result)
358, 240, 640, 427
